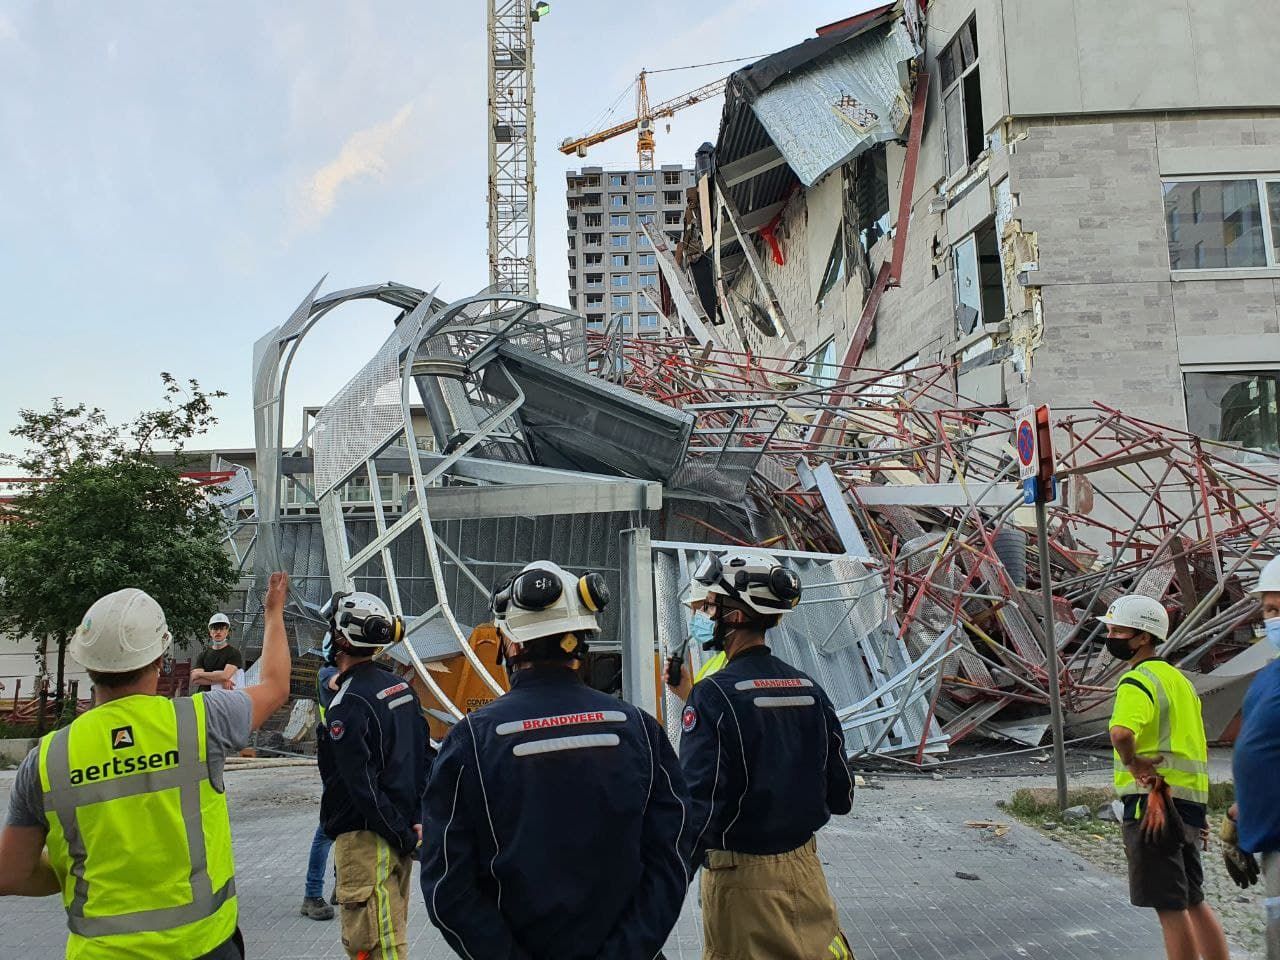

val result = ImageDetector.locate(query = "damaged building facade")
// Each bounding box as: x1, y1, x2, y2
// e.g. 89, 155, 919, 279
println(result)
680, 0, 1280, 454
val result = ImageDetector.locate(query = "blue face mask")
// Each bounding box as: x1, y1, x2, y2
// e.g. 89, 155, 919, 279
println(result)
690, 612, 716, 649
1265, 618, 1280, 654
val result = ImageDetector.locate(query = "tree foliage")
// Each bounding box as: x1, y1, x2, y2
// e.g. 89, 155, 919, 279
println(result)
0, 375, 236, 666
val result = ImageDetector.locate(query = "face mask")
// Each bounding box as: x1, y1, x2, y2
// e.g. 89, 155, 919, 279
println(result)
1264, 618, 1280, 655
1105, 636, 1135, 661
210, 636, 228, 650
690, 612, 716, 649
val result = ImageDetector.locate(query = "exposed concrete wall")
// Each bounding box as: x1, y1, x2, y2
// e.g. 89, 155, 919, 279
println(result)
1001, 0, 1280, 116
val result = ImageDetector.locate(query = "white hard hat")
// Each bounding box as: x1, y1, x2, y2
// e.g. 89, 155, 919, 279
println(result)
70, 588, 173, 673
208, 612, 231, 628
683, 580, 709, 609
1251, 556, 1280, 594
1097, 595, 1169, 641
693, 549, 802, 618
323, 591, 404, 650
492, 561, 608, 647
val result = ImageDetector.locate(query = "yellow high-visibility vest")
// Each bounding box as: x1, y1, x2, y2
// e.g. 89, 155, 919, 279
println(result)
1111, 659, 1210, 806
38, 694, 238, 959
695, 651, 727, 683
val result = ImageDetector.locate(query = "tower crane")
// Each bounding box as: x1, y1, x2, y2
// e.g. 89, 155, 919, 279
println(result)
559, 70, 727, 170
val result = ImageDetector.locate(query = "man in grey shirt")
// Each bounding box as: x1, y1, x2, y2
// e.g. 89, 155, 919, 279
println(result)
0, 573, 293, 960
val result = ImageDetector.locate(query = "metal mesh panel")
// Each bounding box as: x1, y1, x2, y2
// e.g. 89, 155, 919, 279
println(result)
313, 322, 416, 497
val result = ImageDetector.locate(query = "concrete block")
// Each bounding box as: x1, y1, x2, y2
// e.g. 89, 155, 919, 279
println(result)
0, 738, 38, 765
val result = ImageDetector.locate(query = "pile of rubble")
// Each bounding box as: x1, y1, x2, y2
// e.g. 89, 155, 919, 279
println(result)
596, 332, 1280, 759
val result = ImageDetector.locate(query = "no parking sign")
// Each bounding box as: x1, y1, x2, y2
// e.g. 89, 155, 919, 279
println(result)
1015, 405, 1037, 481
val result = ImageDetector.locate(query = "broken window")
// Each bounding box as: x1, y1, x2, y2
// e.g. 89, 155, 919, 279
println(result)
940, 16, 984, 179
854, 145, 891, 255
1184, 370, 1280, 452
952, 220, 1004, 337
1163, 177, 1279, 270
815, 227, 845, 310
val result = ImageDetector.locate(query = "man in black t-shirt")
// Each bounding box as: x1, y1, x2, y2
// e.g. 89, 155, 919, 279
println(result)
191, 612, 245, 693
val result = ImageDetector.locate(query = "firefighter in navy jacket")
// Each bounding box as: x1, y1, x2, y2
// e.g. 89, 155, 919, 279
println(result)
679, 550, 856, 960
317, 591, 432, 959
421, 561, 689, 960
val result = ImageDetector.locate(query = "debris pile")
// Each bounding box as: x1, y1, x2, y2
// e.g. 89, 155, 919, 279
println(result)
595, 333, 1280, 756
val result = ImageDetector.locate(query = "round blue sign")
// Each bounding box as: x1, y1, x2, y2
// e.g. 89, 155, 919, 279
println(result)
1017, 422, 1035, 465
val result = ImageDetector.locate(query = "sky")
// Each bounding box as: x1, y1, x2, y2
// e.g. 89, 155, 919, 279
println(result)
0, 0, 878, 458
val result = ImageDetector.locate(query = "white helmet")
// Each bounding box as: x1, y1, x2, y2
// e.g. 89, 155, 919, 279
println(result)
1251, 556, 1280, 594
208, 612, 231, 629
323, 591, 404, 651
70, 588, 173, 673
1097, 595, 1169, 641
491, 561, 609, 651
683, 580, 709, 609
693, 550, 802, 618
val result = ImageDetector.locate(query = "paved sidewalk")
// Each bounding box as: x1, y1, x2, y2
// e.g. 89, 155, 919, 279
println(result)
0, 766, 1164, 960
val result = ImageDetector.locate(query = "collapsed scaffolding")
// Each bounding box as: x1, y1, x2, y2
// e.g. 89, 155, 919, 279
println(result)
591, 332, 1280, 756
230, 280, 1279, 765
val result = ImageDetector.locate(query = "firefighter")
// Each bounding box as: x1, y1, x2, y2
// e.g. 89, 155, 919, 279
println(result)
679, 549, 855, 960
421, 560, 689, 960
318, 591, 432, 960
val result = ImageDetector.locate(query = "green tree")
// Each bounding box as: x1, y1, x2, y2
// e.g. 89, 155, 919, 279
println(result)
0, 375, 235, 708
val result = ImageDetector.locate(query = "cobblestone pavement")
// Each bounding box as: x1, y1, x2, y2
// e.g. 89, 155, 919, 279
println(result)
0, 764, 1169, 960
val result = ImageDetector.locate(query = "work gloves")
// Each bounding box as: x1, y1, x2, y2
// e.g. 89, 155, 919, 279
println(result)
1220, 816, 1260, 889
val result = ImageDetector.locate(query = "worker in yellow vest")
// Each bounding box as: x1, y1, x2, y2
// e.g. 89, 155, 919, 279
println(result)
665, 582, 727, 703
1100, 594, 1228, 960
0, 573, 293, 959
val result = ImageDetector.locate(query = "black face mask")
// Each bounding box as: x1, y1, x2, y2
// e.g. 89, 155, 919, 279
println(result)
1105, 635, 1136, 661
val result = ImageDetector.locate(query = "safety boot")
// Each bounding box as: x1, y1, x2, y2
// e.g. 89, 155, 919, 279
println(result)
300, 896, 334, 921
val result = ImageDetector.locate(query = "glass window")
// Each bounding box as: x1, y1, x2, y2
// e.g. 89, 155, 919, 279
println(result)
940, 16, 983, 178
610, 234, 628, 248
816, 227, 846, 310
609, 174, 627, 187
664, 190, 682, 205
638, 233, 651, 246
664, 211, 682, 225
583, 213, 601, 227
1267, 181, 1280, 253
611, 275, 630, 288
586, 294, 603, 306
639, 313, 659, 327
613, 312, 631, 328
638, 253, 656, 266
638, 213, 655, 225
637, 194, 656, 207
636, 173, 654, 187
610, 194, 626, 208
586, 315, 604, 327
611, 253, 629, 267
585, 252, 602, 265
610, 213, 629, 227
611, 293, 631, 308
1163, 179, 1269, 270
584, 233, 601, 245
664, 171, 681, 185
639, 273, 657, 286
952, 234, 981, 334
1184, 371, 1280, 452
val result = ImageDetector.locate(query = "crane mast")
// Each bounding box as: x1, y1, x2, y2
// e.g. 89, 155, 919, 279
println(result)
487, 1, 538, 297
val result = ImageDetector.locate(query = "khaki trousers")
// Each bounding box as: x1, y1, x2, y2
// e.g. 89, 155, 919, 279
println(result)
700, 837, 853, 959
333, 830, 413, 960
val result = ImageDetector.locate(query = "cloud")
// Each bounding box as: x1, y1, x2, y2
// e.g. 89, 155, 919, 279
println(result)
294, 101, 415, 230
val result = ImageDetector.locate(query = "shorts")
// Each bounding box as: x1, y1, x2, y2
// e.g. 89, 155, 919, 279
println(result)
700, 837, 853, 959
1121, 820, 1204, 911
334, 830, 413, 960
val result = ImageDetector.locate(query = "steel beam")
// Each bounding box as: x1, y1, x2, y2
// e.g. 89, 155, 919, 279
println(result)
423, 480, 661, 519
720, 145, 787, 188
620, 528, 659, 717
